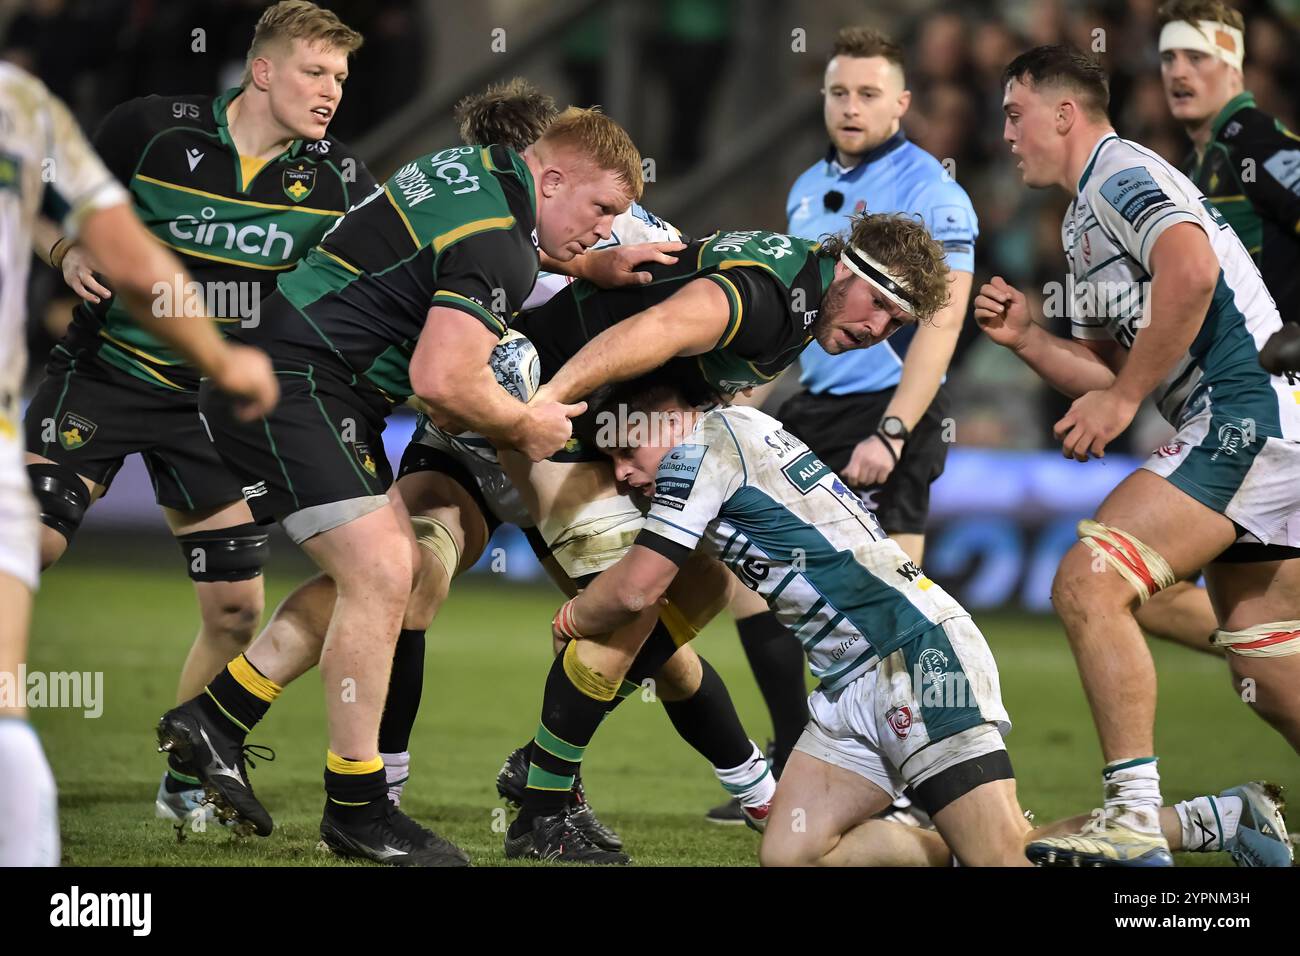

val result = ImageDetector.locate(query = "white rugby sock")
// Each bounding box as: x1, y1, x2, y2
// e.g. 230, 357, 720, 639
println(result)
1102, 757, 1163, 833
0, 717, 60, 866
1174, 794, 1242, 852
381, 750, 410, 806
715, 741, 776, 808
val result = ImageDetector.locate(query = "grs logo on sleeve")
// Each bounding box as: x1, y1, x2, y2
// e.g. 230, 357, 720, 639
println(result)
651, 443, 708, 511
50, 886, 151, 936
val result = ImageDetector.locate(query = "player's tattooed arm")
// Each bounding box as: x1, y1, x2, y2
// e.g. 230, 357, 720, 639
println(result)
555, 545, 682, 640
537, 278, 731, 404
411, 307, 586, 461
543, 241, 685, 288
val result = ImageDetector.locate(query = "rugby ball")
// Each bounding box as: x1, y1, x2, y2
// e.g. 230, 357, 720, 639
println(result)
489, 329, 541, 402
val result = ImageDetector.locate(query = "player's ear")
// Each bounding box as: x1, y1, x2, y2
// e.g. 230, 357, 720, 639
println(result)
896, 88, 911, 118
540, 165, 565, 198
250, 56, 273, 93
1055, 99, 1076, 134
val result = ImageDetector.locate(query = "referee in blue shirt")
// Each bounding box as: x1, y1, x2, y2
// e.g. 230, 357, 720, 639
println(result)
711, 26, 978, 824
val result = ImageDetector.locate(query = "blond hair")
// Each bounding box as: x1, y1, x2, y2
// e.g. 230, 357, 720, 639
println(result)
242, 1, 364, 88
535, 107, 643, 202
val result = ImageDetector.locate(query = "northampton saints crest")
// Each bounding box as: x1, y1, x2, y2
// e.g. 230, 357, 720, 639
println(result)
58, 411, 97, 450
353, 441, 378, 478
283, 163, 316, 202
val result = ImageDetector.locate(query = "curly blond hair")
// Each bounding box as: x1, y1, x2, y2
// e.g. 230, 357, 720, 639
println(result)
820, 212, 950, 321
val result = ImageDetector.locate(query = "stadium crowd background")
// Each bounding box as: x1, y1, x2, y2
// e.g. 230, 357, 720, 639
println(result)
3, 0, 1296, 455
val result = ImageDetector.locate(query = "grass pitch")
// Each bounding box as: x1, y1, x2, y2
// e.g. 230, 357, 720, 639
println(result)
28, 536, 1297, 867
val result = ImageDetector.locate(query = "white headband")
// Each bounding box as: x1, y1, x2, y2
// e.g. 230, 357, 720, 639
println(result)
839, 246, 915, 315
1158, 20, 1244, 72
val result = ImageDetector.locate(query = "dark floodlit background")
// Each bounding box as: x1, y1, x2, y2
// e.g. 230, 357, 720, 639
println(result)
5, 0, 1297, 607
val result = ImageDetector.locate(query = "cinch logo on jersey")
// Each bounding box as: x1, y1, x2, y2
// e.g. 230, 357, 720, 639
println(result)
393, 147, 483, 207
166, 205, 296, 262
49, 886, 151, 936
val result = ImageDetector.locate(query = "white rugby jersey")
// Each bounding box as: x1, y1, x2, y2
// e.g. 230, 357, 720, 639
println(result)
522, 202, 683, 310
0, 64, 126, 401
1064, 133, 1296, 433
638, 405, 968, 692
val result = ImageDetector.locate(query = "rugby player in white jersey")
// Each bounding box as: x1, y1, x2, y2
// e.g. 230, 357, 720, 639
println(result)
976, 45, 1299, 866
554, 372, 1292, 866
0, 64, 276, 865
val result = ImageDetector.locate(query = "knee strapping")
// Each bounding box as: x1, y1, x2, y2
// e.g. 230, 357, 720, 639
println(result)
1212, 620, 1300, 658
659, 600, 699, 647
28, 462, 90, 542
177, 523, 269, 582
562, 638, 620, 702
1076, 519, 1176, 604
411, 515, 462, 581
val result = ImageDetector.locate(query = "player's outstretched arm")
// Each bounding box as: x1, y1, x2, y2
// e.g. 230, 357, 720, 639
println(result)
539, 277, 732, 404
554, 545, 682, 640
411, 306, 586, 461
975, 275, 1119, 397
543, 241, 685, 288
77, 204, 278, 419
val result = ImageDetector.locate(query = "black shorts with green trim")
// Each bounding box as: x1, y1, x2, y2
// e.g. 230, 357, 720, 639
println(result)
197, 365, 393, 527
24, 345, 243, 512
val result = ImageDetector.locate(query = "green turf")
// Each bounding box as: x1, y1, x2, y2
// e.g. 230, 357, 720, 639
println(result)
27, 546, 1297, 867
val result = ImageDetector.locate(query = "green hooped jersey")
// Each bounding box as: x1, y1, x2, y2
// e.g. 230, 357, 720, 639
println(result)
61, 89, 374, 391
636, 405, 967, 691
1184, 92, 1300, 322
263, 143, 539, 404
523, 229, 835, 395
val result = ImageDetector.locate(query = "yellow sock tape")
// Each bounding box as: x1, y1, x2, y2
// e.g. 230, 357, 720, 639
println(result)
326, 750, 384, 774
227, 653, 282, 703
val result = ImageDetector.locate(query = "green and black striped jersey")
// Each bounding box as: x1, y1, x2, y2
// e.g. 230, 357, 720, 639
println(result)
256, 143, 539, 404
60, 88, 375, 391
520, 229, 836, 395
1185, 92, 1300, 322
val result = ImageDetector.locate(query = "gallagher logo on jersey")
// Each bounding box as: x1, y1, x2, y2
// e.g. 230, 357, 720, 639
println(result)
283, 164, 316, 202
652, 444, 708, 511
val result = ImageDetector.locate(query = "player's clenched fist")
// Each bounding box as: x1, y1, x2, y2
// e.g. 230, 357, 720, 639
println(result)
210, 344, 279, 421
974, 276, 1032, 351
518, 399, 587, 462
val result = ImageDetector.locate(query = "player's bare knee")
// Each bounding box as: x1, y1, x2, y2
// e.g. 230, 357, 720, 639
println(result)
652, 646, 702, 702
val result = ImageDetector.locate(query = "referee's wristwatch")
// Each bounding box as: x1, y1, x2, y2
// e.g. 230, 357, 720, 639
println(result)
877, 415, 910, 443
875, 415, 909, 464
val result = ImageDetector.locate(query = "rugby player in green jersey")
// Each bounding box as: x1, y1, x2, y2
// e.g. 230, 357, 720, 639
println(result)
23, 1, 373, 826
157, 107, 645, 866
497, 212, 954, 861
